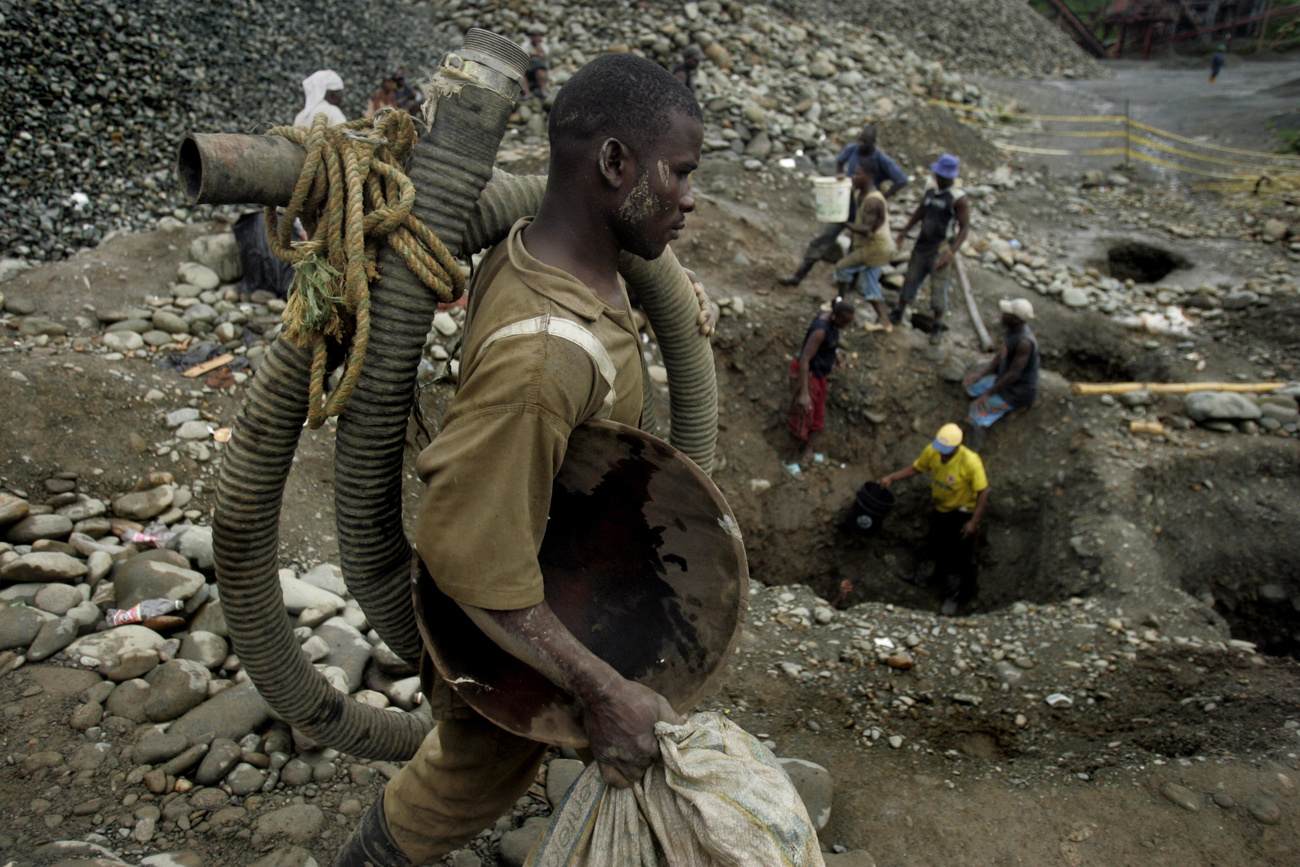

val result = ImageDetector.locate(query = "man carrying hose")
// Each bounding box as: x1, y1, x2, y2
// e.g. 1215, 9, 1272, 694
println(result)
336, 53, 712, 867
878, 423, 989, 616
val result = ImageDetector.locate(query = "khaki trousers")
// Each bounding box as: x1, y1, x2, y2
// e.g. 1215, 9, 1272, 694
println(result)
384, 706, 548, 865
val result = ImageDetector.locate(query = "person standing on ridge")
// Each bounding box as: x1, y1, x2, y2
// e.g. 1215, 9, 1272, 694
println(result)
779, 124, 909, 287
889, 153, 969, 345
333, 52, 712, 867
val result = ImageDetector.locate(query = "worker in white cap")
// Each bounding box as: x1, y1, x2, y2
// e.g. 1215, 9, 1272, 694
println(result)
961, 297, 1040, 450
294, 69, 347, 129
878, 422, 989, 615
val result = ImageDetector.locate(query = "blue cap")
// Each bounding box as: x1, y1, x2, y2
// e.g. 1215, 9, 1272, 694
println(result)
931, 153, 960, 179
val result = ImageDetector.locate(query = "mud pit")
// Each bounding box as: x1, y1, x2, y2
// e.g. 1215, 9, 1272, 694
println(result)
1106, 240, 1191, 284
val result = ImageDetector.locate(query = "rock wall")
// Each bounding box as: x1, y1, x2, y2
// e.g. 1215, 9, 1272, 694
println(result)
0, 0, 1095, 264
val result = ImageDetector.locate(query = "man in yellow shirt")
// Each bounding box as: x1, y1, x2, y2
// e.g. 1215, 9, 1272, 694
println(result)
878, 423, 989, 615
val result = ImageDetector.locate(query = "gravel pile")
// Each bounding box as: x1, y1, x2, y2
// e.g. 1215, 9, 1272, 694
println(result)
0, 0, 1092, 266
0, 0, 462, 263
770, 0, 1109, 78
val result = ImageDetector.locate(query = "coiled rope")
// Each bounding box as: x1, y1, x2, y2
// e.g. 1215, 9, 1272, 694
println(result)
264, 110, 465, 428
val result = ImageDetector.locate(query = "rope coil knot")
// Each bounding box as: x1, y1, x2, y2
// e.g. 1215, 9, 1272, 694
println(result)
265, 110, 466, 428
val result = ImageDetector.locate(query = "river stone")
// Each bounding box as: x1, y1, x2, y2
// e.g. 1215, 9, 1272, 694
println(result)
26, 616, 79, 660
134, 731, 192, 765
2, 551, 88, 583
106, 317, 152, 334
189, 234, 242, 282
179, 630, 228, 670
113, 557, 205, 608
254, 804, 325, 844
190, 599, 228, 637
499, 817, 549, 867
182, 303, 218, 324
151, 311, 190, 334
104, 680, 151, 725
69, 741, 114, 771
56, 496, 108, 522
300, 562, 346, 597
68, 599, 103, 631
1261, 402, 1300, 425
142, 851, 206, 867
823, 853, 877, 867
546, 758, 586, 806
169, 682, 270, 743
778, 757, 833, 831
227, 762, 267, 796
173, 525, 214, 571
144, 659, 212, 721
280, 573, 345, 615
315, 619, 372, 692
19, 317, 66, 337
86, 550, 113, 584
1184, 391, 1262, 423
69, 623, 166, 661
196, 738, 243, 785
113, 486, 175, 521
1247, 795, 1281, 824
178, 262, 221, 291
250, 847, 320, 867
103, 647, 161, 681
1061, 287, 1090, 308
162, 742, 210, 777
103, 331, 145, 352
0, 605, 45, 650
6, 514, 73, 544
0, 492, 30, 526
1160, 781, 1201, 811
70, 699, 105, 730
33, 582, 84, 615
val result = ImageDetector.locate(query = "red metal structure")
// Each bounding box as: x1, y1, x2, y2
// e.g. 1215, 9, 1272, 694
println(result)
1042, 0, 1300, 58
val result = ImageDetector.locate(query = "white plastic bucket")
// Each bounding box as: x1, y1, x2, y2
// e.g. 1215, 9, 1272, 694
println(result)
811, 176, 852, 223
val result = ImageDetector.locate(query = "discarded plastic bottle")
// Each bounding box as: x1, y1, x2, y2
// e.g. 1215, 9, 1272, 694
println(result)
105, 598, 184, 627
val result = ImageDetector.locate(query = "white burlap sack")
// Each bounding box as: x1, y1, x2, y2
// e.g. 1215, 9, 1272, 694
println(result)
526, 712, 825, 867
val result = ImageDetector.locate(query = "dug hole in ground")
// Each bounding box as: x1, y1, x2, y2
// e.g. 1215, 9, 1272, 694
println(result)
3, 6, 1300, 867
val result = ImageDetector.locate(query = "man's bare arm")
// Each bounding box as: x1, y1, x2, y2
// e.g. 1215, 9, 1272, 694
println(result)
459, 600, 681, 788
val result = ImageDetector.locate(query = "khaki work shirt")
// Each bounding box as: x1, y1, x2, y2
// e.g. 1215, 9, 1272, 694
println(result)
413, 218, 645, 610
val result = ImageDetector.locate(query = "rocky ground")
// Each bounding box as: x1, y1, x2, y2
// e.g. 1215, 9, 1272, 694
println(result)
3, 5, 1300, 867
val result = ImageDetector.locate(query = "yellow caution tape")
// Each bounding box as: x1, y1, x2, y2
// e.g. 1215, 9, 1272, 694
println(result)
1128, 119, 1300, 164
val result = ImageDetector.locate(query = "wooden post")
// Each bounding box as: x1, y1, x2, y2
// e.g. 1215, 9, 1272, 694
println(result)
955, 257, 994, 352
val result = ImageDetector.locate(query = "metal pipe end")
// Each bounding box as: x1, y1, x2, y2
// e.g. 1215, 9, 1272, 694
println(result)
178, 135, 204, 203
461, 28, 529, 80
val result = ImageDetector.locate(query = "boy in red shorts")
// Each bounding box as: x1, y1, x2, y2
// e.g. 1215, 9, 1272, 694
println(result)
782, 299, 855, 480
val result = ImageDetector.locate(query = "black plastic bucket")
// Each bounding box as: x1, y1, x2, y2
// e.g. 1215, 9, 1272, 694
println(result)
849, 481, 896, 534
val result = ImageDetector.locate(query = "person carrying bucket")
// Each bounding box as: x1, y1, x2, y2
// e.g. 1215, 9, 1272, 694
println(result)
833, 162, 895, 331
778, 124, 909, 287
889, 153, 970, 345
877, 423, 989, 616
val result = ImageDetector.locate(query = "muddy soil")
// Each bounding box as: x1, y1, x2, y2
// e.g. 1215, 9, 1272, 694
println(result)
3, 67, 1300, 867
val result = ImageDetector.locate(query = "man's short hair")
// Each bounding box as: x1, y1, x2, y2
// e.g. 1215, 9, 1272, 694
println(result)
548, 53, 702, 152
832, 299, 855, 318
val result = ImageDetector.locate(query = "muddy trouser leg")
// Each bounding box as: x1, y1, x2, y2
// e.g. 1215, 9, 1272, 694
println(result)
928, 510, 973, 595
897, 249, 936, 307
930, 243, 953, 315
383, 707, 549, 865
803, 222, 846, 264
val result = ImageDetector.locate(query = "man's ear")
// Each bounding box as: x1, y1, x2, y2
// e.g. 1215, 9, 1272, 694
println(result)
598, 137, 635, 190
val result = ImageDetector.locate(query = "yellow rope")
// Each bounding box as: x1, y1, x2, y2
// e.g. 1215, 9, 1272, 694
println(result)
264, 111, 465, 429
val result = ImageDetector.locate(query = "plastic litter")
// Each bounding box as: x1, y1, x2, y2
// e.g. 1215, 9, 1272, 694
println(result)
121, 522, 178, 548
1046, 693, 1074, 708
105, 598, 184, 627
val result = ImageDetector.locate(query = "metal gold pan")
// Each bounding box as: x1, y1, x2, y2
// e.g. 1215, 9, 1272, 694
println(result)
414, 418, 748, 746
